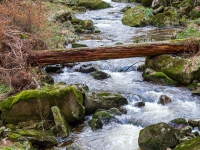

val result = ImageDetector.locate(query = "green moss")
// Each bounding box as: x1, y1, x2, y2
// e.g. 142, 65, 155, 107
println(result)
174, 137, 200, 150
122, 6, 153, 27
0, 85, 83, 110
9, 133, 21, 140
93, 110, 114, 119
78, 0, 111, 10
20, 33, 29, 39
0, 84, 10, 94
176, 27, 200, 39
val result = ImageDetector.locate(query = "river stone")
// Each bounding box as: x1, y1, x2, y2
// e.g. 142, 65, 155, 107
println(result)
135, 101, 145, 107
51, 106, 70, 138
173, 137, 200, 150
66, 143, 86, 150
0, 85, 85, 124
168, 118, 188, 129
0, 141, 35, 150
77, 0, 111, 10
122, 6, 153, 27
145, 54, 200, 85
72, 43, 88, 48
158, 95, 172, 105
88, 118, 103, 131
9, 129, 58, 147
188, 118, 200, 127
151, 7, 180, 27
84, 91, 128, 115
138, 122, 180, 150
75, 64, 97, 73
89, 110, 119, 131
168, 118, 192, 137
143, 68, 178, 86
93, 71, 111, 80
45, 65, 63, 73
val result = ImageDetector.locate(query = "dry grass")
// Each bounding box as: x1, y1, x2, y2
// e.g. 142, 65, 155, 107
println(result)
0, 0, 48, 92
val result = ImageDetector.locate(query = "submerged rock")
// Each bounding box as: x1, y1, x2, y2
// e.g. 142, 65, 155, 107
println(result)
0, 85, 85, 124
158, 95, 172, 105
77, 0, 111, 10
122, 6, 153, 27
84, 92, 128, 114
93, 71, 111, 80
138, 122, 180, 150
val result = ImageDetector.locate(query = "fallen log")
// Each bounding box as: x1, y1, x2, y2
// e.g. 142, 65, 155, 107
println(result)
29, 39, 199, 65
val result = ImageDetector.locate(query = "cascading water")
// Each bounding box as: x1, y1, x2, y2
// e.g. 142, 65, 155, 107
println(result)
52, 0, 200, 149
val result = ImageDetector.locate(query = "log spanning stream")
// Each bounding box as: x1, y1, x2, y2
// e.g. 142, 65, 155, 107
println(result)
52, 0, 200, 149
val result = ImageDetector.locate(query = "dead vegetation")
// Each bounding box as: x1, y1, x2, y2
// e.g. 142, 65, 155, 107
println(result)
0, 0, 48, 92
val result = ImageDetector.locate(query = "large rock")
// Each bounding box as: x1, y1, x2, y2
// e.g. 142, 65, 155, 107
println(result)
138, 122, 180, 150
0, 85, 85, 124
77, 0, 111, 10
9, 129, 58, 147
122, 6, 153, 27
143, 68, 178, 86
145, 54, 200, 85
84, 92, 128, 114
151, 7, 180, 27
174, 137, 200, 150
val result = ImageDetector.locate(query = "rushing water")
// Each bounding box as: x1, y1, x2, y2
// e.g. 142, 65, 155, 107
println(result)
53, 1, 200, 149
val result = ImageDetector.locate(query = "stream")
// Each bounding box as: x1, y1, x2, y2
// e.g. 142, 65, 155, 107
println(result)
52, 1, 200, 150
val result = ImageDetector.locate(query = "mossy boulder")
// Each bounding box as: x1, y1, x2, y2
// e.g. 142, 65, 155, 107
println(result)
9, 129, 58, 147
151, 7, 180, 27
143, 68, 178, 86
138, 122, 180, 150
0, 141, 35, 150
89, 110, 118, 131
141, 0, 153, 7
174, 137, 200, 150
77, 0, 111, 10
51, 106, 70, 138
122, 6, 153, 27
84, 92, 128, 115
0, 85, 85, 124
145, 54, 200, 85
70, 19, 95, 33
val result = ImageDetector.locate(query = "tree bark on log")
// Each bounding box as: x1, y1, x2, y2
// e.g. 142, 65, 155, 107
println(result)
29, 39, 199, 65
